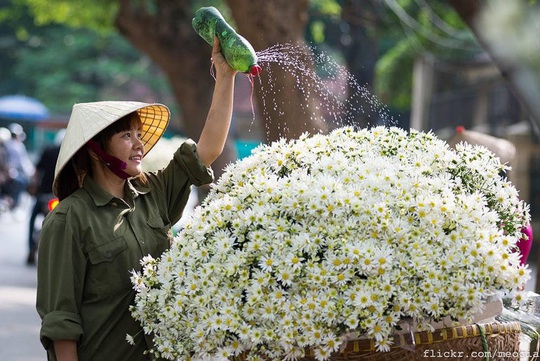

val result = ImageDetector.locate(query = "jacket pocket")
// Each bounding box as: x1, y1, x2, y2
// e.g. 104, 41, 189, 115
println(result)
86, 237, 129, 298
87, 237, 128, 264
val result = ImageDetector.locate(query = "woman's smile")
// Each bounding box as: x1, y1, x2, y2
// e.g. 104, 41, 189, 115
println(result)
108, 128, 145, 176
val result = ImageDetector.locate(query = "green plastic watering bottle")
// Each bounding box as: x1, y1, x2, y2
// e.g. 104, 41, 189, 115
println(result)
192, 6, 262, 76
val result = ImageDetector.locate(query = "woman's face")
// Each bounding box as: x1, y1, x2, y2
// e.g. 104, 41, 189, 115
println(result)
107, 125, 145, 177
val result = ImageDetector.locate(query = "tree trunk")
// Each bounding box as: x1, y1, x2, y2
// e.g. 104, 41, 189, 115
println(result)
114, 0, 327, 182
341, 0, 380, 129
226, 0, 327, 142
114, 0, 237, 198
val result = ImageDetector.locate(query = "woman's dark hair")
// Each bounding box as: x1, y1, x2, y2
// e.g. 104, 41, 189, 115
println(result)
93, 112, 142, 150
55, 112, 147, 200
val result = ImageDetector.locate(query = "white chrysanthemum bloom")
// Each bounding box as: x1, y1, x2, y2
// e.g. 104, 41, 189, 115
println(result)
131, 126, 530, 360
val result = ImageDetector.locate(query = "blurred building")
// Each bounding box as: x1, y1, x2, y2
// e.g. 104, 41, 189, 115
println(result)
411, 54, 540, 217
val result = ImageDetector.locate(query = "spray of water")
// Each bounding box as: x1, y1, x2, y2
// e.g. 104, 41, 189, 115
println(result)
251, 42, 395, 138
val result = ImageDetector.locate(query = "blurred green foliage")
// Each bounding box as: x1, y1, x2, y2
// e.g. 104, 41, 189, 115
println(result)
0, 0, 172, 114
15, 0, 117, 30
1, 0, 482, 117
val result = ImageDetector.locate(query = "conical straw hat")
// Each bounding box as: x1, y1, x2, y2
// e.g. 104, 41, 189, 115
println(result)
54, 101, 170, 186
449, 126, 516, 164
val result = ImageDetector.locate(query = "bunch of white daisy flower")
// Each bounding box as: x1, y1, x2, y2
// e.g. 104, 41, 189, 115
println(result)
130, 126, 530, 361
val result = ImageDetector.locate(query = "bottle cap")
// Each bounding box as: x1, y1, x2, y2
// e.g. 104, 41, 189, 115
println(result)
250, 65, 262, 76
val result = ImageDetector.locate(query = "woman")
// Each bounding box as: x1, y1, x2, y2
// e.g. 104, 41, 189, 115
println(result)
36, 38, 237, 361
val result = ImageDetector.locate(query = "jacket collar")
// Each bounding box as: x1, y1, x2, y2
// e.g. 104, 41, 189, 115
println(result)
83, 176, 150, 207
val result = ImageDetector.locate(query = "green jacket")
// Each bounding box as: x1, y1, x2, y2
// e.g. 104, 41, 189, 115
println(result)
36, 140, 213, 361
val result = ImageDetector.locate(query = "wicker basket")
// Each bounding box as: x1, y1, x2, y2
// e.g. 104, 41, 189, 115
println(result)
234, 321, 521, 361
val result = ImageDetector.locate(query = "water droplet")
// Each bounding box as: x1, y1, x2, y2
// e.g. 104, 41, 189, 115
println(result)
251, 43, 394, 139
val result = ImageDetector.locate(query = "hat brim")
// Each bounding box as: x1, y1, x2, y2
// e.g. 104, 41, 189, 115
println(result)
54, 101, 170, 192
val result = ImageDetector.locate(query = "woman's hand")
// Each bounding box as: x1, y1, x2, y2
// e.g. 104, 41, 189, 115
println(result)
211, 37, 237, 78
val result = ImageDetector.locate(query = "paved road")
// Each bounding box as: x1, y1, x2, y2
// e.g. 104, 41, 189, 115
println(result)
0, 196, 45, 361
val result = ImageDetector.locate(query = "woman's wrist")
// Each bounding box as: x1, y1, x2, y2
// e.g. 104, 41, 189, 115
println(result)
214, 69, 237, 81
